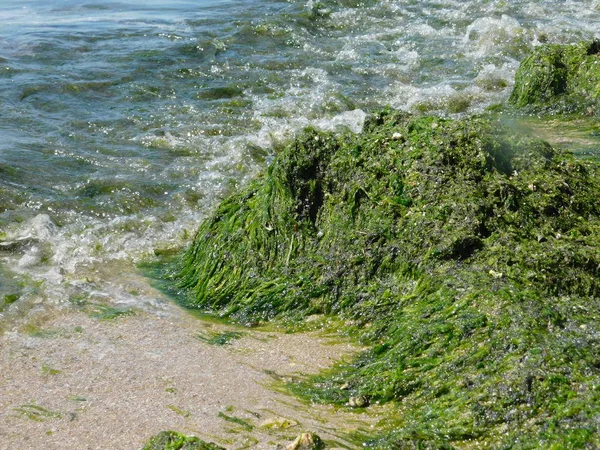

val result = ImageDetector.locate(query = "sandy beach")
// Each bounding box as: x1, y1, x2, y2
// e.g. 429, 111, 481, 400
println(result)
0, 279, 374, 450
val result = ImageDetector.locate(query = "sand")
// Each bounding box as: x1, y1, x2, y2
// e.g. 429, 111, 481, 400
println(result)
0, 283, 375, 450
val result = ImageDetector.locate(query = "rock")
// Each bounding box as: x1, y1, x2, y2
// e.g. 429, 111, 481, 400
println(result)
285, 432, 325, 450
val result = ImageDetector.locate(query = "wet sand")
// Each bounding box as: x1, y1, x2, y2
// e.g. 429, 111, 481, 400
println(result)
0, 287, 374, 450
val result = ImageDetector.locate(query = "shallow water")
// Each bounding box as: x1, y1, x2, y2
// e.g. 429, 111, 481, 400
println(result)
1, 0, 600, 325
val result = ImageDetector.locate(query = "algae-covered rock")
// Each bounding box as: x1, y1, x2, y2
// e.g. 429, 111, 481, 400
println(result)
286, 432, 325, 450
348, 395, 369, 408
142, 431, 225, 450
510, 40, 600, 115
173, 109, 600, 447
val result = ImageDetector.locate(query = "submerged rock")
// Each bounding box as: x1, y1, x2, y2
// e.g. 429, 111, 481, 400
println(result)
510, 40, 600, 115
172, 109, 600, 448
142, 431, 225, 450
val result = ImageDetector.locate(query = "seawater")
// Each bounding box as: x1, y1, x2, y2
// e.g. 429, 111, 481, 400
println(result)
1, 0, 599, 325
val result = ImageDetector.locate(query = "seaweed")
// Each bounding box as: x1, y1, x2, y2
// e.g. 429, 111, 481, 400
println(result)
196, 331, 244, 346
167, 404, 191, 418
89, 303, 136, 320
217, 412, 254, 431
169, 108, 600, 447
142, 431, 225, 450
13, 404, 62, 422
41, 364, 62, 375
509, 40, 600, 116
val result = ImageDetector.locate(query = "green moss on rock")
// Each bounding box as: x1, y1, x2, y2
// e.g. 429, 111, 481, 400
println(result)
142, 431, 225, 450
171, 109, 600, 448
509, 40, 600, 115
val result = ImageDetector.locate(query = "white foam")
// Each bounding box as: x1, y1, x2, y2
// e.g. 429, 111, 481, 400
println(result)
474, 63, 515, 90
9, 214, 57, 243
18, 246, 42, 268
314, 109, 366, 134
463, 15, 529, 58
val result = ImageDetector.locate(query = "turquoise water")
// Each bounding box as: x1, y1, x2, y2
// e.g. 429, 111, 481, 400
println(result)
1, 0, 599, 323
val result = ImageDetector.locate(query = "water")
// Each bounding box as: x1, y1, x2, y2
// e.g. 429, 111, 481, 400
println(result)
1, 0, 599, 325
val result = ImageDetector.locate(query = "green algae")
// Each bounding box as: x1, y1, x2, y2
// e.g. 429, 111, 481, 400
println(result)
509, 40, 600, 116
23, 324, 64, 338
170, 107, 600, 448
41, 364, 62, 375
197, 86, 245, 101
196, 330, 244, 346
142, 431, 225, 450
167, 404, 191, 418
258, 416, 298, 430
217, 412, 254, 431
89, 303, 136, 320
13, 404, 62, 422
3, 293, 19, 307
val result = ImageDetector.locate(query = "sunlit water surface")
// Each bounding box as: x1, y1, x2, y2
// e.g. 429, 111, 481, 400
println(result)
1, 0, 600, 326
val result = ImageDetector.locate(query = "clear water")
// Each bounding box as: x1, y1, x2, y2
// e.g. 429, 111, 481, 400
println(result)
1, 0, 599, 325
